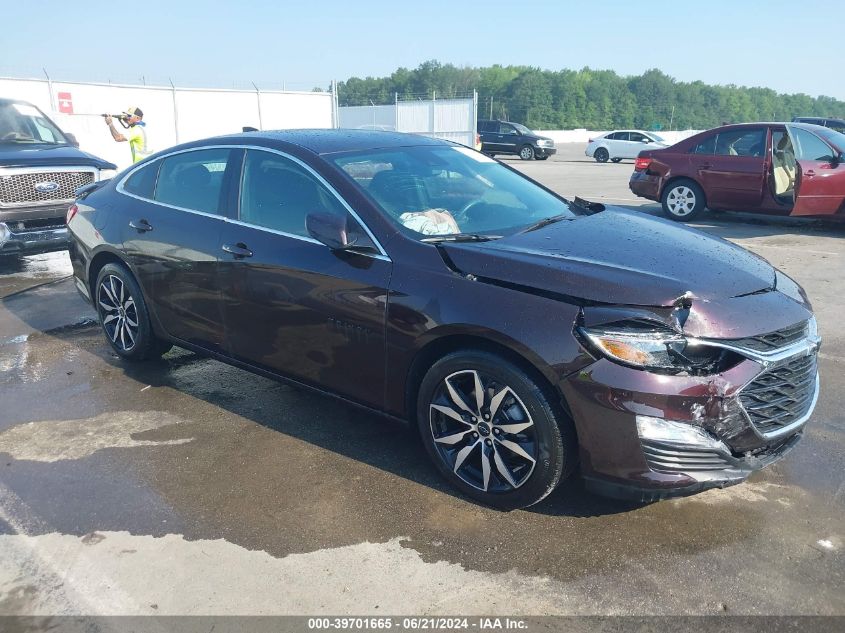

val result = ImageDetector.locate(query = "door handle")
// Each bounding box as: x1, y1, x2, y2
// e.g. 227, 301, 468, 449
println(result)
222, 242, 253, 258
805, 170, 816, 177
699, 163, 712, 170
129, 219, 153, 232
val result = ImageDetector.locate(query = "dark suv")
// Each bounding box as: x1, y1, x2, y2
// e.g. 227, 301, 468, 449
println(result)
477, 119, 556, 160
0, 98, 116, 257
792, 117, 845, 134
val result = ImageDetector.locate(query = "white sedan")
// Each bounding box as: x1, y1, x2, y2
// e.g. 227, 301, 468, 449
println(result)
585, 130, 669, 163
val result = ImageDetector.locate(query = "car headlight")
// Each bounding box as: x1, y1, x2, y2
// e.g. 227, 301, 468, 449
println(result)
577, 322, 734, 375
98, 169, 117, 181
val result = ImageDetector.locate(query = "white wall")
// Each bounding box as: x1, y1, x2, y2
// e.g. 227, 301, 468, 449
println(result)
1, 77, 336, 170
536, 129, 700, 145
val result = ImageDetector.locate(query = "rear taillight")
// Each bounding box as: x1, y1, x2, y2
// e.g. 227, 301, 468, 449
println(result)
66, 203, 78, 225
634, 157, 653, 172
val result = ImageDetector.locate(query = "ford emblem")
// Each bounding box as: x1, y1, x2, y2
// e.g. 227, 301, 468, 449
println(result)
34, 181, 60, 193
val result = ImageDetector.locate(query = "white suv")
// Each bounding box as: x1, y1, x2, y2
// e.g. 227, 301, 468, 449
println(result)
585, 130, 668, 163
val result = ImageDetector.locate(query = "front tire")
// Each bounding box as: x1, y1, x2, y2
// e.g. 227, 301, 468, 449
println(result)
416, 351, 577, 510
661, 179, 706, 221
518, 145, 535, 160
95, 263, 172, 361
594, 148, 609, 163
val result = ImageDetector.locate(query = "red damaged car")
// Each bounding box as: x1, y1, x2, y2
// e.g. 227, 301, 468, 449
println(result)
629, 122, 845, 221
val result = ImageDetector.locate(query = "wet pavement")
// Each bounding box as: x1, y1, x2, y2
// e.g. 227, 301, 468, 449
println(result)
0, 148, 843, 616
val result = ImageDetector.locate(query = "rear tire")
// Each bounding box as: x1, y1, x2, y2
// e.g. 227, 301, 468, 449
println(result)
594, 148, 609, 163
519, 145, 535, 161
661, 179, 706, 222
416, 350, 577, 510
95, 263, 172, 361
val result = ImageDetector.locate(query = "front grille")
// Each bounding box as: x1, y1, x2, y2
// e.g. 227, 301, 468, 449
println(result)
0, 170, 95, 206
726, 321, 808, 352
739, 354, 817, 436
642, 440, 732, 473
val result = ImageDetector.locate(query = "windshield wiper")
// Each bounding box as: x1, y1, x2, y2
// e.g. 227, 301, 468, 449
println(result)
421, 233, 502, 243
519, 213, 570, 233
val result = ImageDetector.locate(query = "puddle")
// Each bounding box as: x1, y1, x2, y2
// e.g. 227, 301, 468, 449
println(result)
0, 412, 194, 462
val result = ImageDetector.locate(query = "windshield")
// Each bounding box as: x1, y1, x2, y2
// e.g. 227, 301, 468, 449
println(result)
512, 122, 533, 135
650, 133, 666, 142
0, 102, 68, 144
331, 145, 574, 239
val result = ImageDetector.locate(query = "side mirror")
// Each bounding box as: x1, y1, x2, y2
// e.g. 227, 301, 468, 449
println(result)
306, 211, 350, 250
65, 133, 80, 148
642, 139, 651, 143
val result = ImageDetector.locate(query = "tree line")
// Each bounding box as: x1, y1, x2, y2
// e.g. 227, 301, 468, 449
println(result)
335, 61, 845, 131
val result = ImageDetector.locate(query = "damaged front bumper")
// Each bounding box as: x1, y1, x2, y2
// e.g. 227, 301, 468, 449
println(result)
585, 409, 808, 502
561, 334, 820, 502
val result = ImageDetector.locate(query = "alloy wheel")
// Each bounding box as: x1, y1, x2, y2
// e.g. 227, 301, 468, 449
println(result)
97, 274, 139, 352
429, 369, 537, 492
666, 186, 697, 217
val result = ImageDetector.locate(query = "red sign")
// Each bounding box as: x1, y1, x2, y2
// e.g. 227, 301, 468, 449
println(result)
57, 92, 73, 114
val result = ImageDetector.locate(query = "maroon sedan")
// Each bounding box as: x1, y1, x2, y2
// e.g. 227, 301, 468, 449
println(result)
68, 130, 820, 508
630, 122, 845, 221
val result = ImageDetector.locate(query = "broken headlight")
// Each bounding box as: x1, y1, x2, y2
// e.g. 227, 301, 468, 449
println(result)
577, 322, 736, 375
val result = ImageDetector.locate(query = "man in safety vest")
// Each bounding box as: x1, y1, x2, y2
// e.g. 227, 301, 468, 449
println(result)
105, 106, 150, 163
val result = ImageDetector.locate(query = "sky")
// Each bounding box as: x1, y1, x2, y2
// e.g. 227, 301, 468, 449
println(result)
2, 0, 844, 100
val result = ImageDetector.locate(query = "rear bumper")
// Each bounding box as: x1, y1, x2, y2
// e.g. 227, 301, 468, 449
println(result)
629, 171, 661, 201
0, 221, 70, 256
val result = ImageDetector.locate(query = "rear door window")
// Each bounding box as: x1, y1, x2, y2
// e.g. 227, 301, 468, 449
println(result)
154, 148, 232, 214
123, 161, 160, 199
692, 134, 717, 155
714, 129, 766, 157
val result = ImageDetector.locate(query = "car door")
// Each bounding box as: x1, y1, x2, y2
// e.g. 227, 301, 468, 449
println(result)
478, 120, 497, 153
605, 131, 626, 157
788, 125, 845, 216
218, 148, 392, 407
495, 122, 521, 154
119, 147, 239, 352
688, 127, 767, 209
627, 132, 652, 159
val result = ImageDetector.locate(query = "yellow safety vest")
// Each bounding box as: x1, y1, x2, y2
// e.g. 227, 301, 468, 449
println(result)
127, 123, 151, 163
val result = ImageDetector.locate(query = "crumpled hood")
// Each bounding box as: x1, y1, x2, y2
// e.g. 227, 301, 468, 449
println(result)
0, 144, 115, 169
440, 208, 776, 307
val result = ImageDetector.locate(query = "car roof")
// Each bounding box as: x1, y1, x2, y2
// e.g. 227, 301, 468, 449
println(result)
209, 128, 451, 155
0, 98, 39, 107
694, 122, 835, 134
